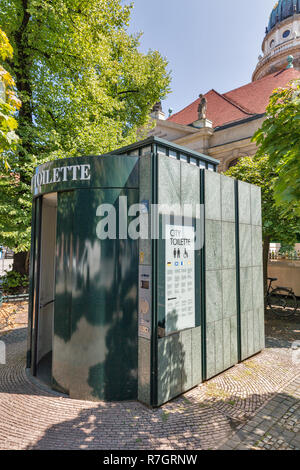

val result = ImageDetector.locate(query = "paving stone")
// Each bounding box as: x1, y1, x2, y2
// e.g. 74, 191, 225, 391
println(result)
253, 428, 266, 436
0, 316, 300, 450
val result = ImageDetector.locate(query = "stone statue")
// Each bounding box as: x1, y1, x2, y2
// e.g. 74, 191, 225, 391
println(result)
198, 94, 207, 120
152, 101, 162, 113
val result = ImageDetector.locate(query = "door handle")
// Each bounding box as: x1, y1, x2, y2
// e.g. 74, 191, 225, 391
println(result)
40, 299, 56, 309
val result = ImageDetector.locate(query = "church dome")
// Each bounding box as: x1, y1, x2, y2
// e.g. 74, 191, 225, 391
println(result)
267, 0, 300, 33
253, 0, 300, 81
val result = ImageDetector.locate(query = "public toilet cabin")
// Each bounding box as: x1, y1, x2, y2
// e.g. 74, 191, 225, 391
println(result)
27, 136, 264, 407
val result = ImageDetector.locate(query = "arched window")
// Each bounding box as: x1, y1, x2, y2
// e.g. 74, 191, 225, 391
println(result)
228, 158, 239, 169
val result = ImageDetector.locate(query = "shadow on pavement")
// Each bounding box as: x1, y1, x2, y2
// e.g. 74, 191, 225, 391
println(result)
24, 388, 300, 450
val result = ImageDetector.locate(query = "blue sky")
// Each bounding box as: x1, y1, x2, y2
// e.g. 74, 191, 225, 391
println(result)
126, 0, 277, 115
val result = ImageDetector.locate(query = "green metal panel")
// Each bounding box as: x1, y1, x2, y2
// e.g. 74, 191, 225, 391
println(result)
137, 152, 152, 405
238, 181, 265, 360
52, 191, 74, 393
53, 188, 139, 400
205, 172, 238, 380
30, 197, 42, 376
27, 199, 37, 369
157, 155, 181, 206
191, 326, 202, 386
138, 337, 151, 404
32, 155, 139, 198
154, 154, 202, 406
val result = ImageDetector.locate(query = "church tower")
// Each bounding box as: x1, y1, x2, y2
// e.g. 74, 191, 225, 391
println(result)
253, 0, 300, 81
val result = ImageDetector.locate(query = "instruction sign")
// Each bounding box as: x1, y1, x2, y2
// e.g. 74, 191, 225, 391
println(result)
138, 265, 152, 339
165, 225, 195, 334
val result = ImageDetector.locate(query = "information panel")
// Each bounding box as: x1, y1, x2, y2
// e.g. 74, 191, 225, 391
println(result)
165, 225, 195, 334
138, 265, 152, 339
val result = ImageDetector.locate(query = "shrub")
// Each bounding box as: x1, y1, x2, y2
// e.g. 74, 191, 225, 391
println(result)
0, 270, 29, 295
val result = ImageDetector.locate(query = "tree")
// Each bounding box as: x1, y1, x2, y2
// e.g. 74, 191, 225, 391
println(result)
253, 80, 300, 213
0, 28, 24, 271
0, 28, 21, 158
0, 0, 170, 273
225, 156, 300, 295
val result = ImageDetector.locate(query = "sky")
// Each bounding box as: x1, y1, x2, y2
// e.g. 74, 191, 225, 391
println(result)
126, 0, 277, 115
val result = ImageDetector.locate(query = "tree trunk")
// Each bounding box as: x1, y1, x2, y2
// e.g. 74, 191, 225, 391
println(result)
13, 251, 29, 276
13, 0, 34, 187
263, 236, 270, 307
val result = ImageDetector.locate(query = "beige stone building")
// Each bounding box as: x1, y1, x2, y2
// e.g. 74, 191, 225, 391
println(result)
149, 1, 300, 172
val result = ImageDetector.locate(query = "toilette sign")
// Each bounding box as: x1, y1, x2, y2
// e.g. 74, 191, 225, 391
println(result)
32, 164, 91, 191
32, 155, 139, 197
165, 224, 195, 334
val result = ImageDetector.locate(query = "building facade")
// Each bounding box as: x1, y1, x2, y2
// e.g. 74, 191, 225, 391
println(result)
149, 1, 300, 172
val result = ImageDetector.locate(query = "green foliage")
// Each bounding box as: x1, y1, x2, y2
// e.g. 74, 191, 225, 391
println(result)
0, 28, 21, 160
225, 156, 300, 245
253, 80, 300, 213
278, 243, 295, 257
0, 270, 29, 294
0, 0, 171, 252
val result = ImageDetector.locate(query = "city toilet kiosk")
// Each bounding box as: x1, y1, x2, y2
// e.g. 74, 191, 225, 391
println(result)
27, 136, 265, 406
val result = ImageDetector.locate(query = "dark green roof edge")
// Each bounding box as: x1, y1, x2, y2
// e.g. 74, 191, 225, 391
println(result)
108, 136, 220, 166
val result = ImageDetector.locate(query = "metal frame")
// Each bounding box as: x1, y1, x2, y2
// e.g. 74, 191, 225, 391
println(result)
200, 169, 207, 381
150, 143, 158, 407
26, 200, 37, 369
108, 136, 219, 170
235, 180, 242, 361
30, 196, 42, 376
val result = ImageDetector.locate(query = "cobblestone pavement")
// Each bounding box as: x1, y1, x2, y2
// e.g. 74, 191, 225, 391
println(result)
0, 302, 28, 332
0, 325, 299, 450
219, 375, 300, 450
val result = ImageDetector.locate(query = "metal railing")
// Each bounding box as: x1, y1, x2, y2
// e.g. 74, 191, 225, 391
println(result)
254, 37, 300, 74
269, 251, 300, 261
0, 292, 29, 307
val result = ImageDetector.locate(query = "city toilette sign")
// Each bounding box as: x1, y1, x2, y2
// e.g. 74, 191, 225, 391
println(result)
32, 164, 91, 191
165, 224, 195, 334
